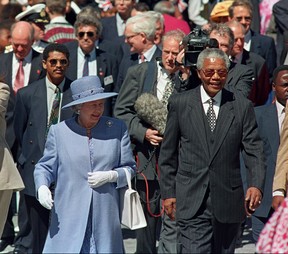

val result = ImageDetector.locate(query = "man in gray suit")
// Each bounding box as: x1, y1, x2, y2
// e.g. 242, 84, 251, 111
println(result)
159, 48, 265, 253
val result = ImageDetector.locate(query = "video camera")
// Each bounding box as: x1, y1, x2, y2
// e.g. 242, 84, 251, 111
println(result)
182, 28, 219, 67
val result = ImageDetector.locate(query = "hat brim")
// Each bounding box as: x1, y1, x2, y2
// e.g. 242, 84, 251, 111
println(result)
62, 92, 118, 109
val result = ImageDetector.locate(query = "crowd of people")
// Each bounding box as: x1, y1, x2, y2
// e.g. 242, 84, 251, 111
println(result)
0, 0, 288, 253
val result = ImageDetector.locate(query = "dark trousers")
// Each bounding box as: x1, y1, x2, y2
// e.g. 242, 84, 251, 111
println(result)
178, 191, 241, 253
251, 209, 274, 242
158, 212, 179, 253
135, 180, 161, 254
24, 194, 49, 253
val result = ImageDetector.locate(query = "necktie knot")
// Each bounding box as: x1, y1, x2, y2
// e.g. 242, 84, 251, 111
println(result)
140, 54, 145, 63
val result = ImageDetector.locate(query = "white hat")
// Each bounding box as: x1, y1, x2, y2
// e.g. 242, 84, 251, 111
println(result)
15, 4, 49, 24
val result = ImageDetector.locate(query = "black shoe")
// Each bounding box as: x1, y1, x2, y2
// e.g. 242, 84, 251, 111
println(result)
13, 245, 28, 254
0, 239, 14, 252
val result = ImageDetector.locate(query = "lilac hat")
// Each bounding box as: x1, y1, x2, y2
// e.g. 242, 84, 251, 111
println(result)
62, 76, 117, 109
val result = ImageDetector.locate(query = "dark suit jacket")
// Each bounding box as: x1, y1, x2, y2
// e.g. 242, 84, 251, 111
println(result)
0, 50, 43, 157
273, 0, 288, 65
240, 49, 271, 106
116, 46, 162, 92
159, 86, 265, 223
13, 78, 73, 196
64, 42, 119, 116
100, 16, 126, 44
253, 104, 279, 217
114, 61, 183, 180
250, 30, 277, 81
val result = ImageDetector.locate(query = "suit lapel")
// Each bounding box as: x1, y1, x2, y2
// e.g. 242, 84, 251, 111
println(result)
188, 87, 210, 160
209, 90, 235, 163
265, 104, 280, 162
34, 80, 48, 150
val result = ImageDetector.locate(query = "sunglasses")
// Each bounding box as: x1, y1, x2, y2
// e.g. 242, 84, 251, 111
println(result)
48, 59, 68, 67
201, 69, 227, 78
78, 31, 95, 38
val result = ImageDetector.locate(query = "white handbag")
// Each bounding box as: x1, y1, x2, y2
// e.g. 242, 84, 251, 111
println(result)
120, 168, 147, 230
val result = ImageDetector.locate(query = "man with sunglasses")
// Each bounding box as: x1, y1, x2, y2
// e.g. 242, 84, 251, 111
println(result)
159, 47, 265, 253
13, 43, 74, 254
65, 13, 118, 116
228, 0, 276, 84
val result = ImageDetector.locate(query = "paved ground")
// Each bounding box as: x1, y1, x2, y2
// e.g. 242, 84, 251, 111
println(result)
1, 217, 256, 253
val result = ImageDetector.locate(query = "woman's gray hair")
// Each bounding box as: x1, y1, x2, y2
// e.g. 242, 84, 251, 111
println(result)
125, 14, 156, 41
196, 48, 230, 70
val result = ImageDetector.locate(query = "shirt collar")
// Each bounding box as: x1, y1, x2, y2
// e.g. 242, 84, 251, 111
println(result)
50, 16, 68, 24
14, 49, 32, 63
276, 100, 285, 117
116, 13, 125, 24
142, 45, 157, 62
46, 76, 65, 91
200, 85, 222, 105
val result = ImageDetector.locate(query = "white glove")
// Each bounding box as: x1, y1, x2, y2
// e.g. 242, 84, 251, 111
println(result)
38, 185, 54, 210
88, 171, 118, 188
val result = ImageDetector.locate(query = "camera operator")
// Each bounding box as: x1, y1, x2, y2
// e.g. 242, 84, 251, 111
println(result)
114, 29, 189, 254
180, 24, 254, 99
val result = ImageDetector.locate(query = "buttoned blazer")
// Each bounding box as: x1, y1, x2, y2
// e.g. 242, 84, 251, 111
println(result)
250, 30, 277, 80
0, 50, 43, 157
13, 77, 73, 196
253, 104, 279, 217
241, 49, 270, 106
116, 47, 162, 92
159, 86, 265, 223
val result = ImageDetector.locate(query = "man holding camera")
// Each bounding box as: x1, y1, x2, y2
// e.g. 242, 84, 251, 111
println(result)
114, 29, 189, 254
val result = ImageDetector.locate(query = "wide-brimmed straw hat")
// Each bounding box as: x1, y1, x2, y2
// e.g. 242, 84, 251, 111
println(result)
62, 76, 117, 109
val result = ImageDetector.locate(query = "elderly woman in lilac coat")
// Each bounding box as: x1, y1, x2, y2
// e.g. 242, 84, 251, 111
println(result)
34, 76, 136, 253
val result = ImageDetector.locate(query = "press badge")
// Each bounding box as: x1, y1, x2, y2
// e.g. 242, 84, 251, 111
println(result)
104, 75, 113, 86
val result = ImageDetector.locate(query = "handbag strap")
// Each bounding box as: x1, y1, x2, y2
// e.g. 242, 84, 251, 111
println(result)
123, 167, 132, 190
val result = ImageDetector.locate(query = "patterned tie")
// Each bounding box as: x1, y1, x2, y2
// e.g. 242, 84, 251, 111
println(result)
83, 54, 90, 77
47, 87, 61, 136
139, 54, 145, 63
207, 98, 216, 132
161, 74, 175, 107
14, 59, 24, 94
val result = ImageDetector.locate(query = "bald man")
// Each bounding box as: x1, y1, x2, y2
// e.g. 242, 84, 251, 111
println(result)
0, 21, 43, 254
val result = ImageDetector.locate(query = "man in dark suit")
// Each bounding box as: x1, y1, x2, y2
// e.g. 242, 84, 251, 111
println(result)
114, 30, 189, 254
64, 13, 118, 116
116, 13, 162, 92
13, 43, 73, 254
159, 48, 265, 253
208, 23, 254, 99
227, 20, 270, 106
228, 0, 277, 82
251, 65, 288, 242
101, 0, 135, 42
0, 21, 43, 254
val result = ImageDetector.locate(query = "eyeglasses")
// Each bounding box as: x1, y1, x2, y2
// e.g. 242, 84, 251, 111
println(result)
201, 69, 227, 78
125, 33, 140, 41
78, 31, 95, 38
235, 16, 252, 22
48, 59, 68, 67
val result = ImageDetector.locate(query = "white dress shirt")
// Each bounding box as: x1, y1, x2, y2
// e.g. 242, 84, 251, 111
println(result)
200, 85, 222, 119
46, 76, 65, 123
77, 47, 97, 78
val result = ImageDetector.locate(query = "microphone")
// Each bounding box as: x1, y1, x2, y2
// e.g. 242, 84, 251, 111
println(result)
134, 93, 168, 136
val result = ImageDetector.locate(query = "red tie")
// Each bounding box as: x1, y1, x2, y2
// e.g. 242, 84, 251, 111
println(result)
140, 54, 145, 63
14, 59, 24, 94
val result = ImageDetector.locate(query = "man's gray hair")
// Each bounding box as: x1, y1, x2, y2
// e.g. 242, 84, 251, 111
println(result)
196, 48, 230, 70
125, 14, 156, 41
209, 23, 235, 51
74, 7, 103, 36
